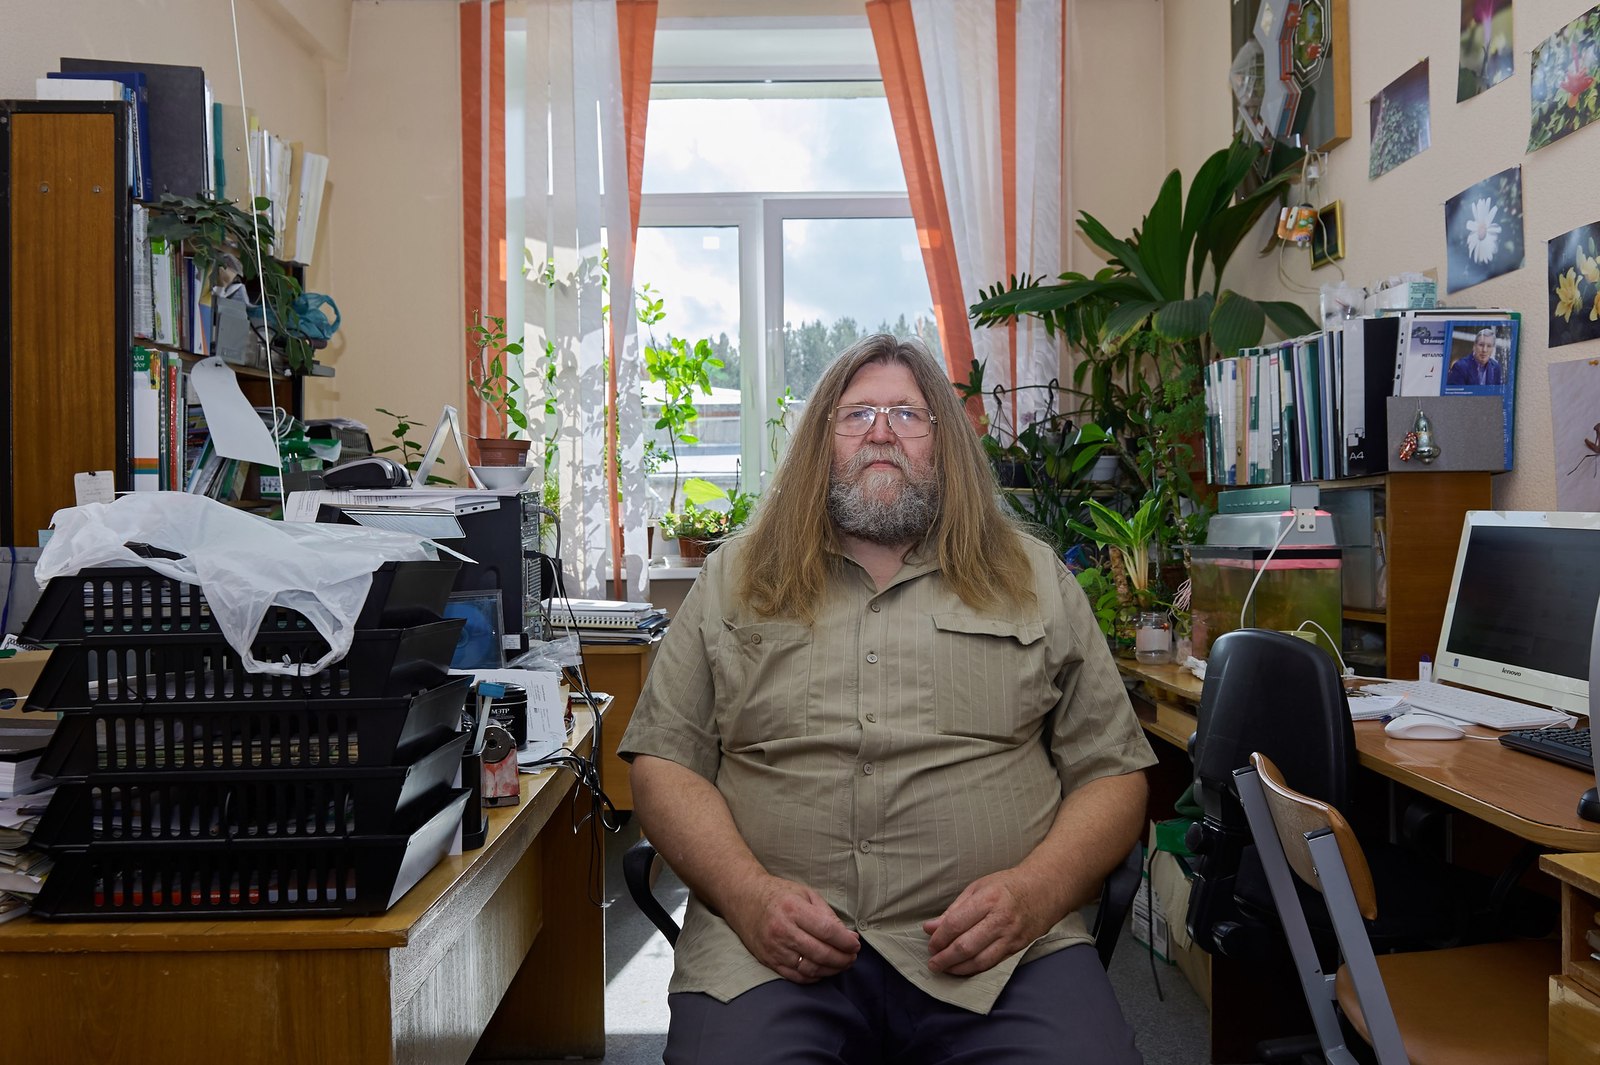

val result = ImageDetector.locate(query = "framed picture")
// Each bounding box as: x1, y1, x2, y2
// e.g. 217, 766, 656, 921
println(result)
1310, 200, 1345, 268
443, 590, 506, 670
1229, 0, 1351, 153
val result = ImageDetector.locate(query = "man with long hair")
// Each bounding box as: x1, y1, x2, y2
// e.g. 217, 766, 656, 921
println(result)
621, 335, 1154, 1063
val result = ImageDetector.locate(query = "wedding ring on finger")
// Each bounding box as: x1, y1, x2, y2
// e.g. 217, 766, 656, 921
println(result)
795, 954, 804, 969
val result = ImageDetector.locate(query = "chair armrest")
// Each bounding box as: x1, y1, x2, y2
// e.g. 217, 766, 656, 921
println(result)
624, 837, 682, 947
1090, 841, 1145, 969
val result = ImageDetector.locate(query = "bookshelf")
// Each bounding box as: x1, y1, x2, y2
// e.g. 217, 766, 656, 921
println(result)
0, 99, 328, 545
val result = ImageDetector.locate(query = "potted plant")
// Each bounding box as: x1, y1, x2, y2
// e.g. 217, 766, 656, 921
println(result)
1067, 495, 1167, 654
657, 476, 757, 564
970, 136, 1320, 568
466, 311, 531, 467
148, 193, 319, 373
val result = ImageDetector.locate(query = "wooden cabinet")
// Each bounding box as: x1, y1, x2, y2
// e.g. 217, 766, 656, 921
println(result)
1541, 852, 1600, 1065
579, 639, 658, 811
1, 101, 130, 545
1319, 471, 1492, 678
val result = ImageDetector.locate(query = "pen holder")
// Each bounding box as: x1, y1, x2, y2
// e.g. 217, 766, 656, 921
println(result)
459, 751, 487, 849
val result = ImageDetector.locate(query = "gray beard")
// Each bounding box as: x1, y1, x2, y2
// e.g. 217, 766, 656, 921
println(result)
827, 467, 939, 545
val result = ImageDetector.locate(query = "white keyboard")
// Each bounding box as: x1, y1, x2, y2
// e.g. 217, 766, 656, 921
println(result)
1364, 680, 1572, 731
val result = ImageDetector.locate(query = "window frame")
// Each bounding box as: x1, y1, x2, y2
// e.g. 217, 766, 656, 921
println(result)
638, 191, 916, 487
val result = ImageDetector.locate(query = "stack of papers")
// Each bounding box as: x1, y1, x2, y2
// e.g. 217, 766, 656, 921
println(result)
1346, 689, 1406, 721
0, 787, 56, 924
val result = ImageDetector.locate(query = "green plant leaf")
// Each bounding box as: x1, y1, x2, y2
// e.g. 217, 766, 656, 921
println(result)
682, 477, 726, 506
1138, 170, 1187, 301
1101, 300, 1160, 345
1152, 295, 1215, 342
1210, 290, 1267, 358
1077, 213, 1162, 300
1259, 299, 1318, 339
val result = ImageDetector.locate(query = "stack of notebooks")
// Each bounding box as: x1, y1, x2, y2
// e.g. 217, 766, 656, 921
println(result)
546, 598, 669, 644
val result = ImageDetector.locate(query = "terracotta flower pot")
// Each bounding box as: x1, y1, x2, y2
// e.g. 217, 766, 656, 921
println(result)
474, 437, 532, 467
678, 536, 709, 565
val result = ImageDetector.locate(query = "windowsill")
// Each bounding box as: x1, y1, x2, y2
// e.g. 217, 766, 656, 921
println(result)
649, 563, 704, 580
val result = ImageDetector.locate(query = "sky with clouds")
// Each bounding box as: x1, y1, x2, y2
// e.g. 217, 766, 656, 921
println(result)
636, 95, 935, 351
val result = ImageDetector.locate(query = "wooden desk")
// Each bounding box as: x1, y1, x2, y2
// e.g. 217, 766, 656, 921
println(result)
580, 639, 658, 811
0, 718, 605, 1064
1541, 851, 1600, 1064
1123, 660, 1600, 851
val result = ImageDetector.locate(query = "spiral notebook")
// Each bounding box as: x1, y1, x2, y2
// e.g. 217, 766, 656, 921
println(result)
547, 598, 657, 629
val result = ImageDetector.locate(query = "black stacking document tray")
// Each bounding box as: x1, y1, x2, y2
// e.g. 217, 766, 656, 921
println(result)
21, 558, 477, 919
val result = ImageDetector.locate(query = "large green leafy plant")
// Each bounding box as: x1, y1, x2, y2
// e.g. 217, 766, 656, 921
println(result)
970, 136, 1319, 557
970, 136, 1315, 361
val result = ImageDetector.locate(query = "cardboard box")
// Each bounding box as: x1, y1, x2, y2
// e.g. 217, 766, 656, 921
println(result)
1151, 846, 1212, 1008
0, 651, 50, 720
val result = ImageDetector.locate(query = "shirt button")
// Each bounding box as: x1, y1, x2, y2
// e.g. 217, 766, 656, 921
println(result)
870, 603, 881, 613
865, 713, 877, 723
751, 633, 762, 645
866, 652, 878, 664
863, 762, 874, 775
859, 840, 872, 853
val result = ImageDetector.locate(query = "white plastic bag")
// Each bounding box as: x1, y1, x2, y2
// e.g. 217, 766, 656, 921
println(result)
37, 494, 436, 677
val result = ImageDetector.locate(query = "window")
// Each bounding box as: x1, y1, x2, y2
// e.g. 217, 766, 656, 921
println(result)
637, 19, 939, 500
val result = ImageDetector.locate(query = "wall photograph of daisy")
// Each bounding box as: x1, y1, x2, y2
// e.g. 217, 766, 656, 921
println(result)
1458, 0, 1515, 102
1528, 4, 1600, 152
1445, 166, 1524, 292
1547, 219, 1600, 347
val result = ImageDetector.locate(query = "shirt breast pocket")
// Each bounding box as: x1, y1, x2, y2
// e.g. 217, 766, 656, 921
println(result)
711, 621, 813, 744
930, 613, 1051, 742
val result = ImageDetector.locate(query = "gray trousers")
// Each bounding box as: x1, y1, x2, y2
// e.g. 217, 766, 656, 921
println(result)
664, 942, 1143, 1065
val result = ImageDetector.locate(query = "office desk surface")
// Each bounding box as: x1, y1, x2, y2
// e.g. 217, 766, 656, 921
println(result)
1121, 661, 1600, 852
0, 717, 605, 1064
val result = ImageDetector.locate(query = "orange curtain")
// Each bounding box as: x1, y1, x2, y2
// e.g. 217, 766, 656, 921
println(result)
866, 0, 974, 387
609, 0, 658, 595
460, 1, 508, 442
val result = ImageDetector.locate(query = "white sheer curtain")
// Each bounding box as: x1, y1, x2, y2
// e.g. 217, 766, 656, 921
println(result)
520, 0, 646, 597
908, 0, 1062, 428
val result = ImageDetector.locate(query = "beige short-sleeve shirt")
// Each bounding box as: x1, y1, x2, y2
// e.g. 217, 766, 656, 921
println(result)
618, 533, 1156, 1014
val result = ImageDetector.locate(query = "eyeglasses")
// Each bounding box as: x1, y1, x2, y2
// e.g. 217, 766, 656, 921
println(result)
833, 404, 937, 438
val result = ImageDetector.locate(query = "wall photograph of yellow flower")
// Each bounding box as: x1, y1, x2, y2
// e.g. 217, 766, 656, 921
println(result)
1549, 219, 1600, 347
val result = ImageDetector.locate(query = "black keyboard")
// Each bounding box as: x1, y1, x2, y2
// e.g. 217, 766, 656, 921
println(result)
1498, 726, 1594, 771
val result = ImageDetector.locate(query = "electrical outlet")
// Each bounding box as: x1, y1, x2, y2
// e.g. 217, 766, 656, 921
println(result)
1295, 507, 1317, 532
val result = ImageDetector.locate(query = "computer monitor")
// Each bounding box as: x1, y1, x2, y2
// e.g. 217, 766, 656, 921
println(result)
1434, 511, 1600, 717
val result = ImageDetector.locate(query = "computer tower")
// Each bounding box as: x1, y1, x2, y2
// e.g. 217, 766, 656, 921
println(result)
317, 490, 548, 656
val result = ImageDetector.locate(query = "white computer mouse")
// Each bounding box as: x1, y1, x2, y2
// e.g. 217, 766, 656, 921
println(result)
1383, 712, 1466, 741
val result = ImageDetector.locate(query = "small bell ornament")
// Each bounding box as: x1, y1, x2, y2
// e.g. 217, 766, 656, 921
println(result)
1400, 406, 1441, 464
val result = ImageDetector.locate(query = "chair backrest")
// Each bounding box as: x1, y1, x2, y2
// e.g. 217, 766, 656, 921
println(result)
1237, 753, 1408, 1065
1185, 628, 1355, 957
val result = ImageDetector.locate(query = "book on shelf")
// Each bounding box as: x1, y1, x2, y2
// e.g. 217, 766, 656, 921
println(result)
36, 72, 149, 199
60, 57, 212, 199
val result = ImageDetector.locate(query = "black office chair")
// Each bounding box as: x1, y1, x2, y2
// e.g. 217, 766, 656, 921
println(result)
1184, 629, 1481, 964
623, 836, 1146, 971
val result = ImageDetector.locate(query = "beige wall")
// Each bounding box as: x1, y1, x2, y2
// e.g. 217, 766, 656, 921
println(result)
1066, 0, 1172, 274
311, 0, 463, 446
1162, 0, 1600, 511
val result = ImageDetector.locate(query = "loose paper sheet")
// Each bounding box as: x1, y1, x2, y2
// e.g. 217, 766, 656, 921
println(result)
189, 356, 281, 465
1550, 356, 1600, 511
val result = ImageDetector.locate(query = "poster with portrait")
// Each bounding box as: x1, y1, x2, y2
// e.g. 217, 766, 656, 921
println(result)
1548, 219, 1600, 346
1549, 356, 1600, 510
1529, 4, 1600, 152
1369, 60, 1431, 179
1444, 166, 1524, 291
1458, 0, 1515, 101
